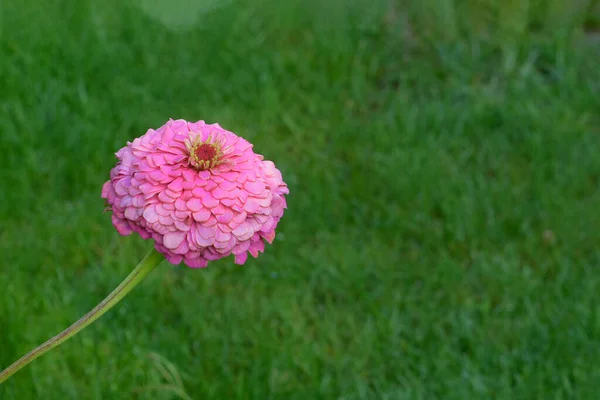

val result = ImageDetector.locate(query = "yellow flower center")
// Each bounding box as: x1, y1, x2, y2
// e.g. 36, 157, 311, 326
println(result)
185, 135, 224, 171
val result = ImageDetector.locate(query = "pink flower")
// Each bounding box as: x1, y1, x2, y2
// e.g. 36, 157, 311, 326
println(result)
102, 119, 289, 268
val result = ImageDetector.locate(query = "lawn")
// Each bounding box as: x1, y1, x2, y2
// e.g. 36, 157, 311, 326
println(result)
1, 0, 600, 398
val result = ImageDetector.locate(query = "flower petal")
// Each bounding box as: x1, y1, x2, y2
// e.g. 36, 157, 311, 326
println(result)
202, 193, 219, 208
163, 231, 186, 250
143, 206, 159, 223
244, 180, 266, 195
187, 198, 203, 212
192, 209, 211, 222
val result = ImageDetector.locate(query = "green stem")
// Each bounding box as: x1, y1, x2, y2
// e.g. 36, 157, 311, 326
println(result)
0, 248, 164, 384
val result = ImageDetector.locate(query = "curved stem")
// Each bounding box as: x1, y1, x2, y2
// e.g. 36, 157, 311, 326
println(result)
0, 248, 164, 384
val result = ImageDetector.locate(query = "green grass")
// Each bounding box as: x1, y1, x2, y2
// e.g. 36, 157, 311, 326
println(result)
1, 0, 600, 398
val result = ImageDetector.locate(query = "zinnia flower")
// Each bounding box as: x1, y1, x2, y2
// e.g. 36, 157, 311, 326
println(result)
101, 119, 289, 268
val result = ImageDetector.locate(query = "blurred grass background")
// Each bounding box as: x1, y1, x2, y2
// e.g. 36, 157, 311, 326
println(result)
1, 0, 600, 398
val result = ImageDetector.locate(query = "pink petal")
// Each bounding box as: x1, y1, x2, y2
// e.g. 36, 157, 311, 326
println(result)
187, 198, 203, 212
185, 257, 208, 268
192, 209, 211, 222
254, 214, 269, 224
174, 210, 189, 219
119, 196, 133, 209
139, 183, 162, 196
192, 187, 206, 197
160, 125, 176, 143
173, 239, 190, 255
210, 203, 227, 215
137, 159, 152, 172
202, 249, 221, 260
204, 180, 218, 191
195, 234, 214, 247
174, 219, 192, 231
167, 177, 184, 192
163, 231, 187, 250
271, 195, 285, 216
248, 240, 265, 257
211, 187, 229, 200
114, 181, 128, 196
243, 197, 260, 213
175, 198, 188, 211
238, 190, 248, 203
165, 188, 180, 198
160, 165, 175, 177
220, 171, 239, 182
218, 222, 232, 233
158, 191, 175, 203
233, 211, 247, 224
260, 217, 275, 232
113, 215, 133, 235
124, 206, 138, 220
132, 195, 145, 208
164, 253, 183, 265
127, 184, 142, 197
232, 222, 254, 241
152, 154, 166, 166
261, 230, 276, 244
183, 169, 197, 181
217, 210, 233, 224
202, 193, 219, 208
226, 188, 240, 200
213, 240, 231, 250
244, 180, 266, 195
218, 162, 233, 173
234, 252, 248, 265
198, 225, 216, 239
101, 181, 112, 198
143, 206, 159, 223
149, 170, 165, 182
204, 216, 218, 227
215, 229, 231, 243
232, 240, 251, 255
236, 173, 248, 184
158, 215, 173, 226
155, 204, 170, 216
256, 194, 272, 207
219, 180, 237, 190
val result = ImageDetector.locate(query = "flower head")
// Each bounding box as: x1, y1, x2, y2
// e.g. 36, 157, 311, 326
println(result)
102, 119, 289, 268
